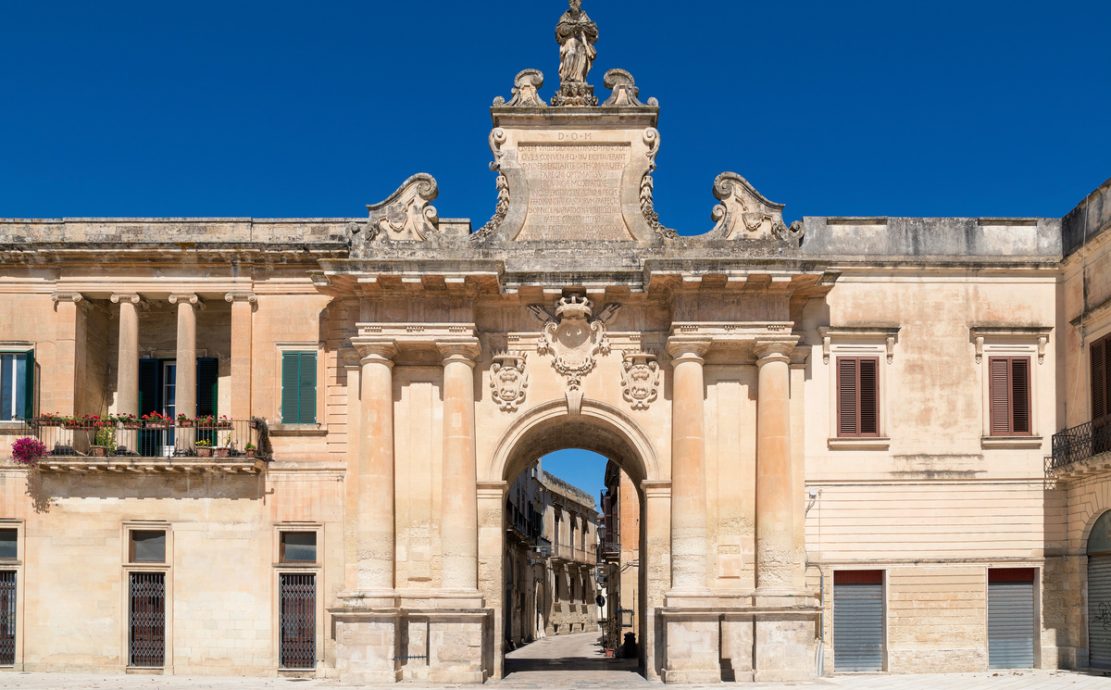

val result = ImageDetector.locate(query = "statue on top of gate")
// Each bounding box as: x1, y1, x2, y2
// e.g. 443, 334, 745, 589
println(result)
553, 0, 599, 106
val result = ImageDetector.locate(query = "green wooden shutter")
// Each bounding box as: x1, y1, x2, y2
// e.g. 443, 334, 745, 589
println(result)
281, 353, 301, 423
196, 357, 219, 417
298, 352, 317, 424
138, 359, 162, 417
21, 349, 34, 421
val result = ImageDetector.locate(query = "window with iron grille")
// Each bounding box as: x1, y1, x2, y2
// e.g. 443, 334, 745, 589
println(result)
837, 357, 880, 437
989, 357, 1031, 436
279, 573, 316, 669
0, 571, 15, 666
128, 572, 165, 668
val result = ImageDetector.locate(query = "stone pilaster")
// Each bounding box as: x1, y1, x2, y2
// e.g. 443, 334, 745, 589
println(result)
224, 292, 256, 421
110, 294, 142, 416
50, 292, 85, 416
437, 339, 481, 592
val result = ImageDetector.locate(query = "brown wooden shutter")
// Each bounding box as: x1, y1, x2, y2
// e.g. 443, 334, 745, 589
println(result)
838, 358, 859, 436
1095, 339, 1108, 421
989, 357, 1011, 435
1010, 358, 1030, 434
859, 358, 879, 435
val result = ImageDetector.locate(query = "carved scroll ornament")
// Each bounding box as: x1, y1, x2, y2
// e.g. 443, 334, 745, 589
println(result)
708, 172, 804, 247
362, 173, 440, 242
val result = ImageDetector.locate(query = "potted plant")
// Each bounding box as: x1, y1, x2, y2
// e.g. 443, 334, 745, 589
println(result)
36, 412, 64, 427
244, 443, 257, 459
212, 431, 234, 459
215, 415, 233, 429
176, 413, 194, 428
142, 411, 170, 428
194, 439, 213, 458
195, 414, 216, 428
11, 437, 47, 465
114, 413, 140, 429
90, 426, 116, 457
62, 415, 83, 429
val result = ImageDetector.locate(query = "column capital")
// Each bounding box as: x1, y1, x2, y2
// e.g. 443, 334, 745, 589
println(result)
754, 338, 798, 366
353, 338, 398, 365
437, 338, 481, 366
168, 293, 200, 306
110, 293, 143, 305
51, 292, 84, 304
666, 338, 711, 362
224, 291, 257, 304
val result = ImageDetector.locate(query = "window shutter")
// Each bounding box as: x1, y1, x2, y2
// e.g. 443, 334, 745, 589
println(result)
859, 358, 879, 435
1010, 358, 1030, 434
1095, 340, 1108, 421
281, 353, 300, 423
989, 357, 1011, 435
21, 349, 34, 421
838, 358, 859, 436
138, 359, 162, 416
298, 352, 317, 424
195, 357, 219, 417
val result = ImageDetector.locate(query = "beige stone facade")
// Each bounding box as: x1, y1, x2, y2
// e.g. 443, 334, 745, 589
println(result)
1, 4, 1111, 684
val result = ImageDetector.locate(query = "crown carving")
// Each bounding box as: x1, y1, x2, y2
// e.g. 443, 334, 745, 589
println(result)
556, 295, 592, 320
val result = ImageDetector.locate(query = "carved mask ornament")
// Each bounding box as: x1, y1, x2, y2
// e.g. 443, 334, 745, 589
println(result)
490, 352, 528, 412
621, 352, 660, 410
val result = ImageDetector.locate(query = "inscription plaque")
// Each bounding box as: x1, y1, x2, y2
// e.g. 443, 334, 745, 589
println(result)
516, 144, 632, 241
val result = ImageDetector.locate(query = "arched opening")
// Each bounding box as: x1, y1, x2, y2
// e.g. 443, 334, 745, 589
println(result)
488, 404, 655, 683
1088, 511, 1111, 668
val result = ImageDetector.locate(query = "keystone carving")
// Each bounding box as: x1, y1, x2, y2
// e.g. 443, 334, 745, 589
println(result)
531, 297, 618, 390
707, 172, 804, 247
490, 352, 528, 412
361, 173, 440, 242
621, 351, 660, 410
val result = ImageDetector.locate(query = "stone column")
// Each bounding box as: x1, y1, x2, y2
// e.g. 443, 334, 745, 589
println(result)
666, 339, 711, 594
754, 340, 803, 593
50, 293, 85, 416
353, 341, 398, 594
438, 339, 481, 591
224, 292, 256, 421
168, 294, 199, 422
110, 294, 141, 416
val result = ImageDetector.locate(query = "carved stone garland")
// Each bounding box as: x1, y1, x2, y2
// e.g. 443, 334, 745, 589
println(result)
620, 351, 660, 410
474, 128, 509, 241
640, 128, 676, 239
490, 352, 528, 412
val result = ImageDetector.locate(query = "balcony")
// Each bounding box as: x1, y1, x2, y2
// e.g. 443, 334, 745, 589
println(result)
1050, 419, 1111, 479
601, 538, 621, 562
8, 417, 269, 475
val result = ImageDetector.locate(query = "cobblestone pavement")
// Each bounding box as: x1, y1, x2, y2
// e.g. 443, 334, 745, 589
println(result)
3, 632, 1111, 690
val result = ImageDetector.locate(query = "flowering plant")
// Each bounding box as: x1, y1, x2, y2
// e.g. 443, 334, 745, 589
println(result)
84, 415, 114, 429
11, 437, 47, 465
113, 413, 140, 427
142, 411, 171, 426
195, 414, 233, 429
36, 412, 64, 426
176, 413, 194, 428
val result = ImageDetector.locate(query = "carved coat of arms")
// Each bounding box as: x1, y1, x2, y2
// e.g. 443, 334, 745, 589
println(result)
621, 352, 660, 410
490, 352, 528, 412
530, 296, 618, 390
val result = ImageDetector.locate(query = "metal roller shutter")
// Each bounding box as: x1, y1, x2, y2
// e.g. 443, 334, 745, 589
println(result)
834, 571, 884, 672
1088, 556, 1111, 668
988, 571, 1034, 669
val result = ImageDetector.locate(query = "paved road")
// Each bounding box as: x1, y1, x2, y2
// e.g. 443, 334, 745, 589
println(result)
2, 632, 1111, 690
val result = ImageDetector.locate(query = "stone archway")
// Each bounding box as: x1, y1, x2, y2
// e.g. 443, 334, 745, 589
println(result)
478, 399, 666, 680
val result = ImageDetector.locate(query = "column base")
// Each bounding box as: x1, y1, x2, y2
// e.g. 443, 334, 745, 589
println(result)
396, 591, 488, 684
660, 609, 722, 683
331, 605, 402, 685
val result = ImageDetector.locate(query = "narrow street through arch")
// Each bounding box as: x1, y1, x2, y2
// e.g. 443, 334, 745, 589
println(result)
502, 631, 644, 686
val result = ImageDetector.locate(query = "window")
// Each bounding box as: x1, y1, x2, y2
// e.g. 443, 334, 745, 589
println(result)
0, 351, 33, 422
129, 530, 167, 564
279, 532, 317, 564
0, 530, 14, 561
837, 357, 880, 437
1093, 335, 1111, 423
281, 352, 317, 424
989, 357, 1031, 436
129, 572, 165, 667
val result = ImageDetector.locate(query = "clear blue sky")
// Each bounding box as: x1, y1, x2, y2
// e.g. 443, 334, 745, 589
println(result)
3, 2, 1109, 499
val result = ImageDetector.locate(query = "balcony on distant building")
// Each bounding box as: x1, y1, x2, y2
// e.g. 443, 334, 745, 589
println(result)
1049, 419, 1111, 478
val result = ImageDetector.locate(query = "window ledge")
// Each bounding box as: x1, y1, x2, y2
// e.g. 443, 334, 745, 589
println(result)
981, 435, 1043, 449
269, 424, 327, 437
828, 437, 891, 451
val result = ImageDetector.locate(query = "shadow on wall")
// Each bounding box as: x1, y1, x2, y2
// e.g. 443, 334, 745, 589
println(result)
26, 471, 265, 510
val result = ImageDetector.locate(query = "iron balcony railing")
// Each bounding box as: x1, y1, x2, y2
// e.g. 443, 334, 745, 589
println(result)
1051, 419, 1111, 470
15, 418, 266, 460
